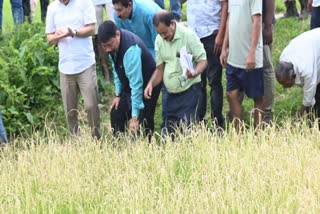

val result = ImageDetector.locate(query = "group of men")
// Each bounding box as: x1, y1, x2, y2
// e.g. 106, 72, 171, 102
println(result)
40, 0, 278, 140
2, 0, 320, 144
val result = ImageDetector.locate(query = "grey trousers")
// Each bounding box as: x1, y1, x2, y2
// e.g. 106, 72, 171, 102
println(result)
60, 64, 101, 139
263, 44, 275, 113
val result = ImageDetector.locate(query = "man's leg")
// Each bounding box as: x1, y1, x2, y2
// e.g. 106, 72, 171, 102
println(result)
283, 0, 298, 17
0, 110, 8, 143
40, 0, 49, 22
78, 64, 101, 139
314, 84, 320, 128
170, 0, 181, 21
154, 0, 165, 9
22, 0, 31, 23
310, 6, 320, 29
263, 44, 275, 123
110, 93, 131, 136
60, 72, 80, 136
165, 83, 201, 135
299, 0, 309, 19
141, 85, 161, 136
197, 69, 207, 121
226, 64, 243, 130
253, 97, 264, 128
30, 0, 37, 20
160, 84, 168, 132
227, 89, 242, 130
10, 0, 24, 25
203, 33, 224, 128
244, 67, 265, 128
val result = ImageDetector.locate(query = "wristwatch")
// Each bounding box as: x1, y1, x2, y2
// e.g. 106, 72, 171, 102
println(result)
72, 29, 77, 37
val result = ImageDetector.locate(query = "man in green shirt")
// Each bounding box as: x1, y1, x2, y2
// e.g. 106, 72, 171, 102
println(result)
144, 10, 207, 135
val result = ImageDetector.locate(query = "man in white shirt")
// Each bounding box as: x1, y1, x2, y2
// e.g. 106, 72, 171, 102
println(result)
276, 28, 320, 121
46, 0, 101, 139
186, 0, 228, 129
308, 0, 320, 29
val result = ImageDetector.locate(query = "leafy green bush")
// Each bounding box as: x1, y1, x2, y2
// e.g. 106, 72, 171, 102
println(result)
0, 23, 111, 138
0, 23, 62, 136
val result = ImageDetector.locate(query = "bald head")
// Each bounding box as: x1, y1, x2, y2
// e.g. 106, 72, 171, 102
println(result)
153, 10, 174, 27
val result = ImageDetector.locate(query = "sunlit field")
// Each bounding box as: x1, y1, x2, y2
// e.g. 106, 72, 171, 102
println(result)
1, 0, 319, 212
1, 120, 320, 212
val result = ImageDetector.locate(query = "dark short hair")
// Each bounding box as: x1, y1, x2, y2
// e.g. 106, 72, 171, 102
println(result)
112, 0, 131, 7
98, 20, 119, 43
275, 61, 295, 81
153, 10, 174, 27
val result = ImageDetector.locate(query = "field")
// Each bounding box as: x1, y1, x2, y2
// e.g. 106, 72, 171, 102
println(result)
1, 0, 320, 212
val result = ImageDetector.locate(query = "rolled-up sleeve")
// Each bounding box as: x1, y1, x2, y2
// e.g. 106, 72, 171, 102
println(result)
123, 45, 144, 117
109, 55, 122, 95
302, 75, 317, 107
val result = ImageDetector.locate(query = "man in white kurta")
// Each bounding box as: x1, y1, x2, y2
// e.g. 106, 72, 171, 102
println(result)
276, 28, 320, 119
46, 0, 101, 139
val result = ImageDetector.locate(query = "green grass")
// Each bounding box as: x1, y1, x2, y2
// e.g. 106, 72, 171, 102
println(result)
1, 122, 320, 212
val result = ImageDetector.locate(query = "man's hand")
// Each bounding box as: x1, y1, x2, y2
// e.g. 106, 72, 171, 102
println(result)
220, 47, 228, 67
110, 96, 121, 112
308, 0, 313, 13
54, 28, 73, 40
129, 117, 139, 134
297, 105, 310, 118
144, 83, 153, 99
214, 32, 224, 55
246, 51, 256, 71
186, 69, 199, 79
263, 25, 273, 45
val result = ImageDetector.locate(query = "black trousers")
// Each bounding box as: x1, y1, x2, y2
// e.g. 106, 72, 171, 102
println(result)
22, 0, 31, 23
40, 0, 49, 22
111, 85, 161, 137
314, 84, 320, 125
197, 32, 224, 126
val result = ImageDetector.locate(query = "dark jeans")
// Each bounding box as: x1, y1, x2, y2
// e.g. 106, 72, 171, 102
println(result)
111, 85, 161, 137
0, 110, 8, 143
311, 6, 320, 29
22, 0, 31, 22
197, 32, 224, 127
0, 0, 23, 30
161, 84, 168, 129
165, 83, 201, 135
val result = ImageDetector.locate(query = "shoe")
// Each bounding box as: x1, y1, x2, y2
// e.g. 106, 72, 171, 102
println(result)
298, 10, 309, 20
263, 110, 273, 124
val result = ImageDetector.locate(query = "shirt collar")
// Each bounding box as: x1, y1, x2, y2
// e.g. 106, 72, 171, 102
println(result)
171, 21, 181, 42
59, 0, 72, 6
130, 0, 137, 19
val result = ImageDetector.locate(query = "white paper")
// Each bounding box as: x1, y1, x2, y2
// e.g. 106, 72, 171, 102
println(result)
179, 47, 195, 79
